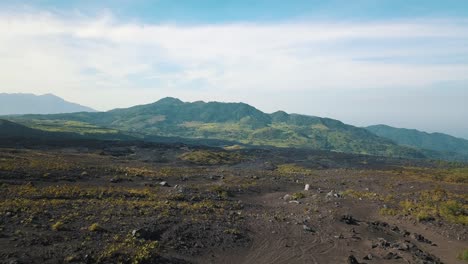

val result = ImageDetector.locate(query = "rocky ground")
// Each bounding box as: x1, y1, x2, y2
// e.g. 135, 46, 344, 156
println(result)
0, 139, 466, 264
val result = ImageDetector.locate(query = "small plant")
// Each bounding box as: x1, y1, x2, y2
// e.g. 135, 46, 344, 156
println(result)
224, 228, 241, 235
51, 221, 65, 231
88, 223, 104, 232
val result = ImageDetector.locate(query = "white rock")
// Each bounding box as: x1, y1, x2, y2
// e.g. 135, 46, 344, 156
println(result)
159, 181, 169, 187
304, 184, 310, 191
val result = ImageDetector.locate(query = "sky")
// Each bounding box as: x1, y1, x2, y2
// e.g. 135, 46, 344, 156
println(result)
1, 0, 468, 139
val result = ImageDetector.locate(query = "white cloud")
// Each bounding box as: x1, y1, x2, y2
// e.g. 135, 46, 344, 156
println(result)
0, 10, 467, 116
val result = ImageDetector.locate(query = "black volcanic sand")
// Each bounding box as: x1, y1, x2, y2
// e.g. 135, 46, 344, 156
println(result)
0, 139, 466, 264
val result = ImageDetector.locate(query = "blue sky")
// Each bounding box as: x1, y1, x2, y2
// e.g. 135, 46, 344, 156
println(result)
1, 1, 468, 138
4, 0, 468, 22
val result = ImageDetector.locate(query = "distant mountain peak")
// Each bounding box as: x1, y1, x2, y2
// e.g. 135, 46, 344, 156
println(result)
155, 97, 184, 105
0, 93, 95, 115
41, 93, 61, 98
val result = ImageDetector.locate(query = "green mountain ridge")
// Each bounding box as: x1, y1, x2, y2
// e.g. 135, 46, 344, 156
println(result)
0, 118, 135, 142
0, 119, 49, 138
366, 124, 468, 159
6, 97, 426, 159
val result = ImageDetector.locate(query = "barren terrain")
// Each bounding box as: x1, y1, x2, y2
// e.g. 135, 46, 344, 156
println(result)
0, 139, 466, 264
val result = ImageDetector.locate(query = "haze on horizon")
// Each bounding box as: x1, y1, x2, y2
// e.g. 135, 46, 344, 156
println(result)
1, 0, 467, 139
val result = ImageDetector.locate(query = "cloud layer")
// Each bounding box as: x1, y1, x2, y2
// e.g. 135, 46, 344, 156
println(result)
1, 11, 467, 137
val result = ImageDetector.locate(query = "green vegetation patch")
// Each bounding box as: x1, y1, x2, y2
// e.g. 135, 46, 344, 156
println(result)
276, 164, 316, 175
396, 189, 467, 225
291, 192, 306, 200
458, 249, 468, 262
98, 234, 159, 264
397, 167, 468, 184
179, 150, 245, 165
14, 119, 119, 135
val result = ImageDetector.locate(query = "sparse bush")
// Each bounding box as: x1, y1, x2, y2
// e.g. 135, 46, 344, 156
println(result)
399, 190, 467, 225
292, 192, 305, 200
416, 211, 434, 222
440, 200, 468, 225
99, 234, 159, 264
379, 207, 398, 216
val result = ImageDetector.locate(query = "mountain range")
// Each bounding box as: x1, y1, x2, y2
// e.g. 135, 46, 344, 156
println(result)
366, 125, 468, 160
2, 95, 467, 161
0, 93, 95, 115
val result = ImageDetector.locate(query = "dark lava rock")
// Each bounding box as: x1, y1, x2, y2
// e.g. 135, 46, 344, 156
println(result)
347, 255, 360, 264
340, 214, 358, 225
110, 177, 123, 183
412, 247, 443, 264
367, 221, 389, 231
411, 233, 432, 244
131, 228, 162, 241
303, 224, 314, 232
383, 252, 401, 260
372, 238, 390, 249
393, 242, 411, 251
